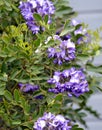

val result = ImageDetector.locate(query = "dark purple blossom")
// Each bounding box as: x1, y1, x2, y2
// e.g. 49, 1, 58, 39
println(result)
47, 39, 75, 65
48, 67, 89, 97
34, 95, 44, 99
18, 83, 39, 92
19, 0, 55, 34
61, 34, 71, 41
56, 31, 71, 41
33, 112, 72, 130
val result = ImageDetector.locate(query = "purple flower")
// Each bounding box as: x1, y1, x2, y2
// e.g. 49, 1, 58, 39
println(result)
34, 95, 44, 99
76, 32, 91, 44
18, 83, 39, 92
71, 19, 80, 26
24, 21, 40, 34
48, 67, 89, 97
61, 34, 71, 41
19, 0, 55, 34
19, 1, 35, 23
33, 112, 72, 130
74, 27, 87, 36
47, 47, 56, 58
47, 39, 75, 65
71, 19, 91, 44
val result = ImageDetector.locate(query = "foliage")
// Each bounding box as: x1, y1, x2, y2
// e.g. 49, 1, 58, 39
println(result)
0, 0, 102, 130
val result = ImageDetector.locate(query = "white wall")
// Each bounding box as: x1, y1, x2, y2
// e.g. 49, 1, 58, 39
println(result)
70, 0, 102, 29
69, 0, 102, 130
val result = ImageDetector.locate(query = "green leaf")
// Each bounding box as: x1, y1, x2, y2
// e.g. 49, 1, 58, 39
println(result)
11, 4, 19, 12
4, 0, 11, 7
34, 38, 40, 47
77, 54, 89, 61
46, 97, 54, 105
94, 76, 102, 82
4, 90, 13, 101
97, 87, 102, 92
0, 53, 8, 58
55, 93, 63, 101
0, 73, 8, 82
87, 63, 102, 74
60, 20, 75, 36
0, 84, 6, 95
33, 13, 42, 21
44, 15, 49, 24
72, 128, 84, 130
21, 121, 33, 129
0, 1, 4, 6
85, 106, 99, 118
1, 62, 7, 73
14, 89, 20, 102
30, 76, 49, 81
49, 103, 61, 113
72, 125, 84, 130
72, 125, 79, 128
20, 97, 30, 115
6, 57, 16, 62
55, 5, 75, 18
10, 70, 21, 79
12, 120, 21, 125
0, 73, 7, 95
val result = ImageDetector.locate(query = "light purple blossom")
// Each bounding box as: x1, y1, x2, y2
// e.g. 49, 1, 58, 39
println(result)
47, 39, 75, 65
18, 83, 39, 92
74, 27, 87, 36
19, 0, 55, 34
71, 19, 80, 26
33, 112, 72, 130
75, 31, 91, 44
71, 19, 91, 44
48, 67, 89, 97
47, 47, 56, 58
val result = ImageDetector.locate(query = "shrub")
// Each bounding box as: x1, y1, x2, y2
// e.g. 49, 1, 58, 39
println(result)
0, 0, 102, 130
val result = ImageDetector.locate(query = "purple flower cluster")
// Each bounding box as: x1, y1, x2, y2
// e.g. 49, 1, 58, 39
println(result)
33, 112, 72, 130
47, 39, 75, 65
71, 19, 91, 44
18, 83, 39, 92
48, 67, 89, 97
19, 0, 55, 34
